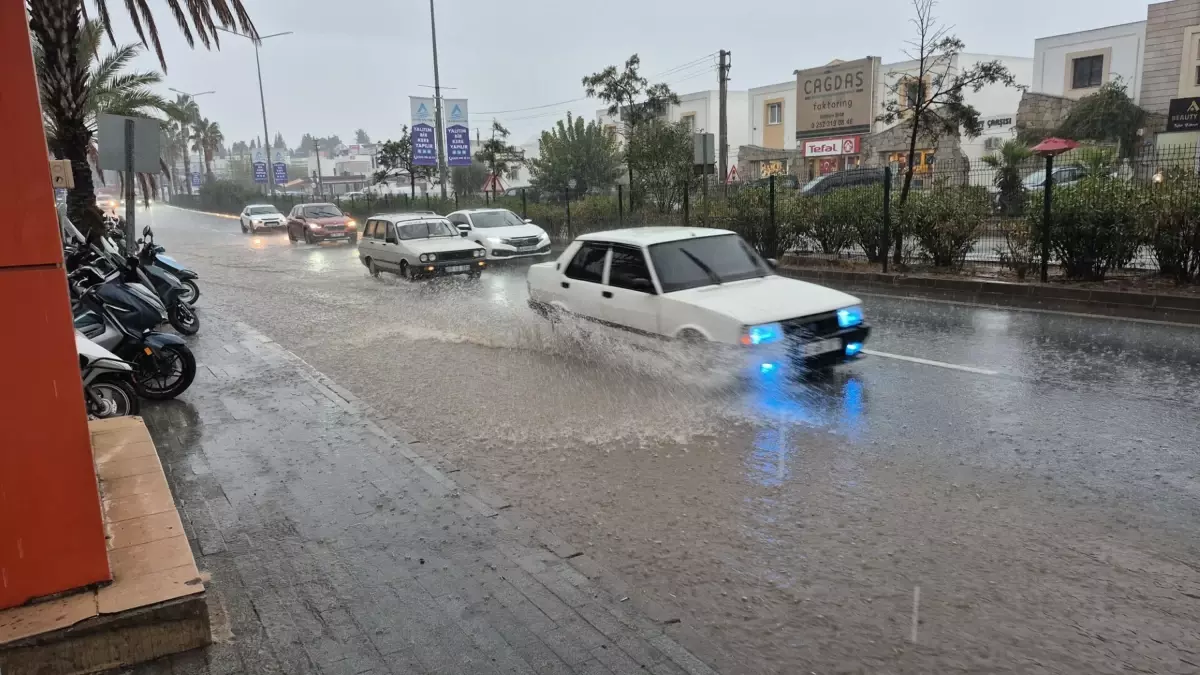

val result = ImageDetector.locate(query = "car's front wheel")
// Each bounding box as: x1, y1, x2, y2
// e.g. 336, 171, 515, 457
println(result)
240, 220, 248, 233
288, 226, 297, 243
304, 228, 315, 245
366, 257, 380, 278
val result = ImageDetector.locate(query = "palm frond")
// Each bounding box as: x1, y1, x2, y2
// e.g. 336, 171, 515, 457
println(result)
89, 0, 258, 71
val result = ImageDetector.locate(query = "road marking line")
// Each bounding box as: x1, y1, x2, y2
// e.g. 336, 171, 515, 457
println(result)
911, 586, 920, 644
863, 349, 999, 376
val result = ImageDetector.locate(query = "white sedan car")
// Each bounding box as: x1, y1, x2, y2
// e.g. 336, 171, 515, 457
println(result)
239, 204, 286, 233
358, 213, 487, 280
526, 227, 870, 367
447, 208, 552, 260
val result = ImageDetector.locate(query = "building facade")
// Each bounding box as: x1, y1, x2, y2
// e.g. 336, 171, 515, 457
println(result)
1032, 22, 1147, 102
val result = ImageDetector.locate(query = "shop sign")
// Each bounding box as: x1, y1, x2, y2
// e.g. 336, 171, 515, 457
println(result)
802, 136, 860, 157
1167, 97, 1200, 132
795, 57, 879, 140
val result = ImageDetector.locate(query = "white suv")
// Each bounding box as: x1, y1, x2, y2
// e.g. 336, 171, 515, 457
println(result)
358, 213, 487, 280
447, 208, 552, 260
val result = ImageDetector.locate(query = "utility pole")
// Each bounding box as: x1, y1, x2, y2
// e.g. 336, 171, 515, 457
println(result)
215, 27, 292, 197
428, 0, 448, 199
314, 138, 323, 198
718, 49, 731, 195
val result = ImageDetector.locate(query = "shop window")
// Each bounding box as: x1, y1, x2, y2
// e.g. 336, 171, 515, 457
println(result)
680, 114, 696, 130
1071, 55, 1104, 89
767, 102, 782, 125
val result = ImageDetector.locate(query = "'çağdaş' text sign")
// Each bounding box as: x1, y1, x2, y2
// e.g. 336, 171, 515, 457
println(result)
444, 99, 471, 167
410, 97, 438, 166
795, 57, 879, 141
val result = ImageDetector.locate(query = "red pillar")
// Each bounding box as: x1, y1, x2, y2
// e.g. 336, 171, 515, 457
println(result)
0, 0, 111, 609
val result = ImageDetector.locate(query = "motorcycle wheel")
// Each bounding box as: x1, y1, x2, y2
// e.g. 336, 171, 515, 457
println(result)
180, 279, 201, 305
85, 378, 140, 418
169, 302, 200, 336
133, 343, 197, 400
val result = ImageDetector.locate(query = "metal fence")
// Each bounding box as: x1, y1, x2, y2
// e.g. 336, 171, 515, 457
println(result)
171, 144, 1200, 284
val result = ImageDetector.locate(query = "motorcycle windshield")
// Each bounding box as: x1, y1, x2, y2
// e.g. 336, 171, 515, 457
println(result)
156, 254, 180, 268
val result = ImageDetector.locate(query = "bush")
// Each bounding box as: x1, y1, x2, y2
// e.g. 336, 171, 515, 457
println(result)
905, 186, 991, 268
1146, 170, 1200, 283
1028, 176, 1145, 280
810, 186, 879, 257
996, 221, 1039, 280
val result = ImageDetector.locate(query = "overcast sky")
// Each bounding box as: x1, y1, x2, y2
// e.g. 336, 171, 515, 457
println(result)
112, 0, 1152, 148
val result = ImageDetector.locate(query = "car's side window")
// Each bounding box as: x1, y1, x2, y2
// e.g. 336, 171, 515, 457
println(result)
607, 245, 654, 294
385, 223, 397, 242
363, 220, 376, 238
565, 242, 608, 283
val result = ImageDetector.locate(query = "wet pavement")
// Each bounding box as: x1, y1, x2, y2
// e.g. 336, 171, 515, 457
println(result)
142, 205, 1200, 674
136, 313, 717, 675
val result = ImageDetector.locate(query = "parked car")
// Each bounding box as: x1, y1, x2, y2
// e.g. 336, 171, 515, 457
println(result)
986, 164, 1090, 210
286, 203, 358, 244
446, 208, 552, 260
239, 204, 286, 233
526, 227, 869, 368
799, 167, 886, 196
748, 174, 801, 190
357, 213, 487, 280
337, 191, 366, 202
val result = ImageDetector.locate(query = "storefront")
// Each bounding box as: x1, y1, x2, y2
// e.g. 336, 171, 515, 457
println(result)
801, 135, 863, 179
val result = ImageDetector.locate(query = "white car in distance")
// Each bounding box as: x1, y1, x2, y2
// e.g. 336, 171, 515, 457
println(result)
447, 208, 552, 260
239, 204, 286, 233
526, 227, 870, 368
358, 213, 487, 280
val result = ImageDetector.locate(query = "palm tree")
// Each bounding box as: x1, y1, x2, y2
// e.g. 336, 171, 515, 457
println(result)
160, 120, 187, 195
982, 140, 1034, 217
27, 0, 256, 228
191, 118, 224, 183
166, 94, 201, 194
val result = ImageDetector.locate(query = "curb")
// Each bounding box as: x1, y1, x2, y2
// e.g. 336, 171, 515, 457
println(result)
161, 204, 240, 220
229, 320, 730, 675
780, 265, 1200, 327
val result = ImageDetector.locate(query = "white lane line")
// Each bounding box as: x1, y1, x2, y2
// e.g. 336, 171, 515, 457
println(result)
863, 349, 999, 376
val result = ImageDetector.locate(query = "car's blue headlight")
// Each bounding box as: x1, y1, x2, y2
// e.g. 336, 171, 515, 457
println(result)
743, 322, 784, 346
837, 306, 864, 328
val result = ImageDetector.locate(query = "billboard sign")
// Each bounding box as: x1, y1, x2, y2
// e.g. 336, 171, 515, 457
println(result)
252, 148, 268, 184
191, 171, 201, 187
1167, 97, 1200, 132
410, 96, 438, 166
795, 57, 879, 141
272, 150, 288, 184
444, 99, 471, 167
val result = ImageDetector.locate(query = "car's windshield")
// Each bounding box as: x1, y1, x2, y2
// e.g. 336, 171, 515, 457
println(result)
396, 219, 457, 240
247, 206, 279, 215
469, 210, 525, 228
648, 234, 770, 293
303, 204, 343, 218
800, 174, 828, 192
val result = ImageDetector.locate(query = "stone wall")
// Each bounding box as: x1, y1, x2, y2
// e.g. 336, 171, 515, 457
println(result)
1015, 91, 1077, 137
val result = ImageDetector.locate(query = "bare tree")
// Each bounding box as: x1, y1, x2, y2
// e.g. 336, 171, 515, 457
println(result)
879, 0, 1020, 210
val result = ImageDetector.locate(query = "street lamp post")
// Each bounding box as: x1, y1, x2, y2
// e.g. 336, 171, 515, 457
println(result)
428, 0, 448, 199
216, 28, 292, 196
167, 88, 213, 195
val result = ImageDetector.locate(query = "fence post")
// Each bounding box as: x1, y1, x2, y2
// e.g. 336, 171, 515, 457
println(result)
1040, 154, 1053, 283
426, 192, 431, 211
882, 166, 892, 274
768, 174, 776, 256
683, 181, 690, 226
455, 192, 459, 211
701, 173, 709, 227
522, 188, 527, 219
485, 191, 490, 206
565, 187, 572, 238
618, 185, 624, 227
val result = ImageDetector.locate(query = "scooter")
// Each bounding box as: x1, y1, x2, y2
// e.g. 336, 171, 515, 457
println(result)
76, 331, 140, 418
91, 230, 199, 336
139, 229, 200, 306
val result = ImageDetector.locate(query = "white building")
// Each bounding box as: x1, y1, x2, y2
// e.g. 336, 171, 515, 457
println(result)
1031, 21, 1146, 102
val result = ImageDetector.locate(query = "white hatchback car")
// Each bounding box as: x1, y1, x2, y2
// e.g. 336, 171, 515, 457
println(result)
526, 227, 870, 367
447, 208, 552, 260
239, 204, 286, 233
358, 213, 487, 280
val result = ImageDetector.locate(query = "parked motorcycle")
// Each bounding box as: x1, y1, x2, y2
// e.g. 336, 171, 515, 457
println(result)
66, 247, 197, 401
75, 331, 140, 418
138, 228, 200, 306
92, 230, 199, 336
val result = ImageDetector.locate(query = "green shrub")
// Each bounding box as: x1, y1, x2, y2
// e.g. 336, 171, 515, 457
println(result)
996, 221, 1038, 280
905, 186, 991, 268
811, 186, 880, 257
1028, 176, 1145, 280
1146, 170, 1200, 283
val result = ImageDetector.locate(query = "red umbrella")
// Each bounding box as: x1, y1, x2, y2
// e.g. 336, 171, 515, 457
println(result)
1031, 137, 1080, 156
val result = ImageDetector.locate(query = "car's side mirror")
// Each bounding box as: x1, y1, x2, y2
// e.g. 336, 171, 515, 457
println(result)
386, 236, 398, 244
460, 231, 468, 238
766, 258, 779, 270
456, 223, 470, 231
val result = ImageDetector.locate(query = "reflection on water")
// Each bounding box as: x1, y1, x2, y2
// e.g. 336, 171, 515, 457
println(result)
306, 250, 329, 273
745, 363, 868, 488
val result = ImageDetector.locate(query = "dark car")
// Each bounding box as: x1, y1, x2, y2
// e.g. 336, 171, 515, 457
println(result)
800, 168, 887, 196
748, 174, 800, 190
286, 203, 358, 245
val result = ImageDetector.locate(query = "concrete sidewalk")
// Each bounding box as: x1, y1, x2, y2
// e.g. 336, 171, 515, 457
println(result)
133, 314, 721, 675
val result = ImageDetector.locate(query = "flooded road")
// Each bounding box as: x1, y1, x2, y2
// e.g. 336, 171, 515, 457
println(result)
149, 206, 1200, 674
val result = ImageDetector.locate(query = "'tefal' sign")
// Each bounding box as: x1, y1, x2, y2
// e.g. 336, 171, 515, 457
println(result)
802, 136, 860, 157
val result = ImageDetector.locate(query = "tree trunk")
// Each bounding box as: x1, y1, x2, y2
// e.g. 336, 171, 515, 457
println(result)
894, 118, 922, 265
183, 151, 193, 194
28, 0, 99, 235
